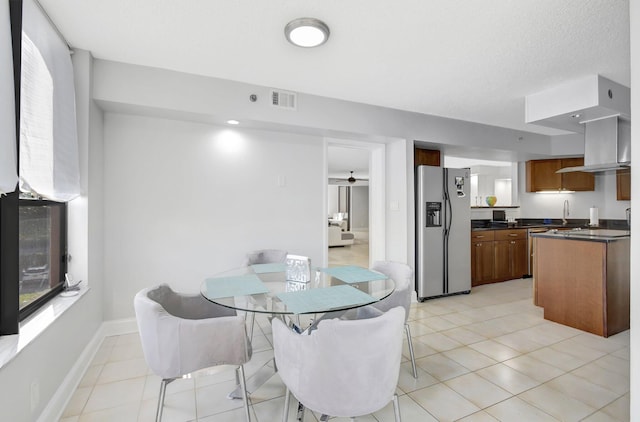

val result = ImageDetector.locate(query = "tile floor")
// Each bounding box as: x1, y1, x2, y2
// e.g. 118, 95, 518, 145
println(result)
60, 277, 630, 422
328, 229, 369, 268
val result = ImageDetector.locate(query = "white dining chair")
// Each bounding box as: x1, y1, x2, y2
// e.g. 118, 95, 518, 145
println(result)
134, 284, 253, 422
242, 249, 288, 266
273, 306, 405, 422
242, 249, 288, 339
366, 261, 418, 378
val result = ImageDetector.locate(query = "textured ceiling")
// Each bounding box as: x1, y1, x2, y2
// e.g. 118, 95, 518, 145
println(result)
38, 0, 631, 174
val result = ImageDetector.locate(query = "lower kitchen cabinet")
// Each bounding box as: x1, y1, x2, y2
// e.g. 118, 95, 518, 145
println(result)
471, 229, 527, 286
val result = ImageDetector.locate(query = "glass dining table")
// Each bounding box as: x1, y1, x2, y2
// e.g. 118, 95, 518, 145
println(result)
199, 263, 396, 399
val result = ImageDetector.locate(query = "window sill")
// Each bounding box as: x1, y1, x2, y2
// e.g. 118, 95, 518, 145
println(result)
0, 284, 90, 371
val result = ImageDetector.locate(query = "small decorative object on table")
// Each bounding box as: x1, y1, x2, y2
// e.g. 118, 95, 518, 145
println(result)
485, 196, 497, 207
285, 254, 312, 283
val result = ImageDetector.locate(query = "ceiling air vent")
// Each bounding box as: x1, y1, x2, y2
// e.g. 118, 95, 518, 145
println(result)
270, 89, 297, 110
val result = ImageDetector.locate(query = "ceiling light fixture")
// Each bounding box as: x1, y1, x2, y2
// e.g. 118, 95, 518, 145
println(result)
227, 120, 240, 125
285, 18, 330, 48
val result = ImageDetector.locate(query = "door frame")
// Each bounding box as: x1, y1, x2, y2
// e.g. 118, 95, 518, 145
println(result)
323, 138, 385, 267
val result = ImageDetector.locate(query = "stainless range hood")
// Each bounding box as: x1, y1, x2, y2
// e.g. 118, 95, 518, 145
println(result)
556, 115, 630, 173
525, 75, 631, 173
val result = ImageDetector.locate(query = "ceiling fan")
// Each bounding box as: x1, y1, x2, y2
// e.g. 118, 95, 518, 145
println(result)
335, 171, 367, 184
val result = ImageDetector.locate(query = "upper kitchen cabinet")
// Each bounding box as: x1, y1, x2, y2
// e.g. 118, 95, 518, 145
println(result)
617, 169, 631, 200
414, 148, 441, 167
526, 158, 594, 192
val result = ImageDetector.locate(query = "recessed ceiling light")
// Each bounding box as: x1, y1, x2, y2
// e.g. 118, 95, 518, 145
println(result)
571, 113, 581, 119
227, 120, 240, 125
285, 18, 330, 48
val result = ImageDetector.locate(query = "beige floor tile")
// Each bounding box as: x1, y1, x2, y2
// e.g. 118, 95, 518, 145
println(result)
549, 338, 607, 362
440, 327, 488, 346
581, 409, 626, 422
518, 384, 596, 422
138, 390, 196, 422
445, 372, 512, 409
571, 362, 630, 395
59, 417, 80, 422
502, 354, 564, 383
421, 315, 459, 331
468, 339, 521, 362
96, 358, 149, 384
546, 373, 620, 410
108, 342, 145, 362
142, 375, 195, 401
527, 346, 589, 372
62, 386, 92, 417
403, 338, 438, 360
456, 411, 499, 421
78, 402, 140, 422
195, 379, 248, 418
396, 362, 439, 394
407, 320, 436, 336
438, 311, 477, 326
372, 394, 439, 422
409, 383, 480, 422
475, 363, 540, 395
442, 346, 498, 371
493, 331, 546, 353
611, 346, 630, 361
252, 395, 318, 422
599, 393, 630, 421
415, 332, 463, 352
570, 332, 627, 354
485, 396, 557, 421
78, 365, 103, 388
83, 377, 145, 414
415, 353, 471, 382
592, 354, 631, 377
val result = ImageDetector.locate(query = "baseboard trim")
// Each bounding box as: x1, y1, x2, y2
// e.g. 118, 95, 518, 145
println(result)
38, 318, 139, 422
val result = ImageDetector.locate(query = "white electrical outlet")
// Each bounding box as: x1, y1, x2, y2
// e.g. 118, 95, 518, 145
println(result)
30, 379, 40, 411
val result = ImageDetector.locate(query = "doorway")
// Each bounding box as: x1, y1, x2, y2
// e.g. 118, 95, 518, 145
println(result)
327, 145, 370, 268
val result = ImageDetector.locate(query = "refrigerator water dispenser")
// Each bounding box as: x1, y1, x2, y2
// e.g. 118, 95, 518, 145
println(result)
425, 202, 441, 227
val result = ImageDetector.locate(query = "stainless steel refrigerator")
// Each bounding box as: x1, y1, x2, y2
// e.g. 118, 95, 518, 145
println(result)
416, 165, 471, 301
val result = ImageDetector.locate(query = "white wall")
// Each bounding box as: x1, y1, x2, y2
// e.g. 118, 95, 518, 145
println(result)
103, 113, 325, 320
517, 162, 631, 221
351, 186, 369, 229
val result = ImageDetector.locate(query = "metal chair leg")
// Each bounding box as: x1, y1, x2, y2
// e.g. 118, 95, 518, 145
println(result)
249, 311, 256, 341
392, 393, 402, 422
282, 387, 291, 422
156, 378, 174, 422
238, 365, 251, 422
405, 323, 418, 378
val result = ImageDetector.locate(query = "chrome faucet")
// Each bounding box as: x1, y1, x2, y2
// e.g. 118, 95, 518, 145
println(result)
562, 199, 570, 226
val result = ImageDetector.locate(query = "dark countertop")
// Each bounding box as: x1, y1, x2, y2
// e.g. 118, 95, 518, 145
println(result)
471, 218, 630, 232
531, 229, 630, 242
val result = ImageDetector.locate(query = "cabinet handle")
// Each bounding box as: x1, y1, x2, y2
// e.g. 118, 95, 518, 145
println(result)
476, 235, 484, 238
511, 241, 515, 244
509, 234, 518, 237
476, 243, 481, 247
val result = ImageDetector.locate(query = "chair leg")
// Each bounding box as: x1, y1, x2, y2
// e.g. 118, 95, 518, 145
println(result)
405, 323, 418, 379
392, 393, 402, 422
238, 365, 251, 422
155, 378, 173, 422
282, 387, 290, 422
249, 311, 256, 341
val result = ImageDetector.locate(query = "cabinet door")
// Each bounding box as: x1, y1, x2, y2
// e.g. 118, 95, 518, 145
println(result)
526, 160, 561, 192
493, 240, 512, 280
512, 239, 528, 278
561, 158, 595, 191
415, 148, 441, 167
471, 241, 494, 286
617, 169, 631, 200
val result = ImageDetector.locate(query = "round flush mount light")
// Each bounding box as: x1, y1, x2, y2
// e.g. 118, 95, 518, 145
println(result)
285, 18, 330, 48
227, 119, 240, 125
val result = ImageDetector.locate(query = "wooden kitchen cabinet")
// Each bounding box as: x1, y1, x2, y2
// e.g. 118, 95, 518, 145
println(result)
471, 232, 494, 286
471, 229, 527, 286
526, 158, 595, 192
535, 236, 630, 337
617, 168, 631, 200
414, 148, 441, 167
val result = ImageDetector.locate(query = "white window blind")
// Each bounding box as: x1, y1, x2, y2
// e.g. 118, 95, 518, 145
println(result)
0, 0, 17, 195
19, 0, 79, 202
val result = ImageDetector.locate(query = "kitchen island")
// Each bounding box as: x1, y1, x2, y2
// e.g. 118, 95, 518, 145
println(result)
532, 229, 630, 337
